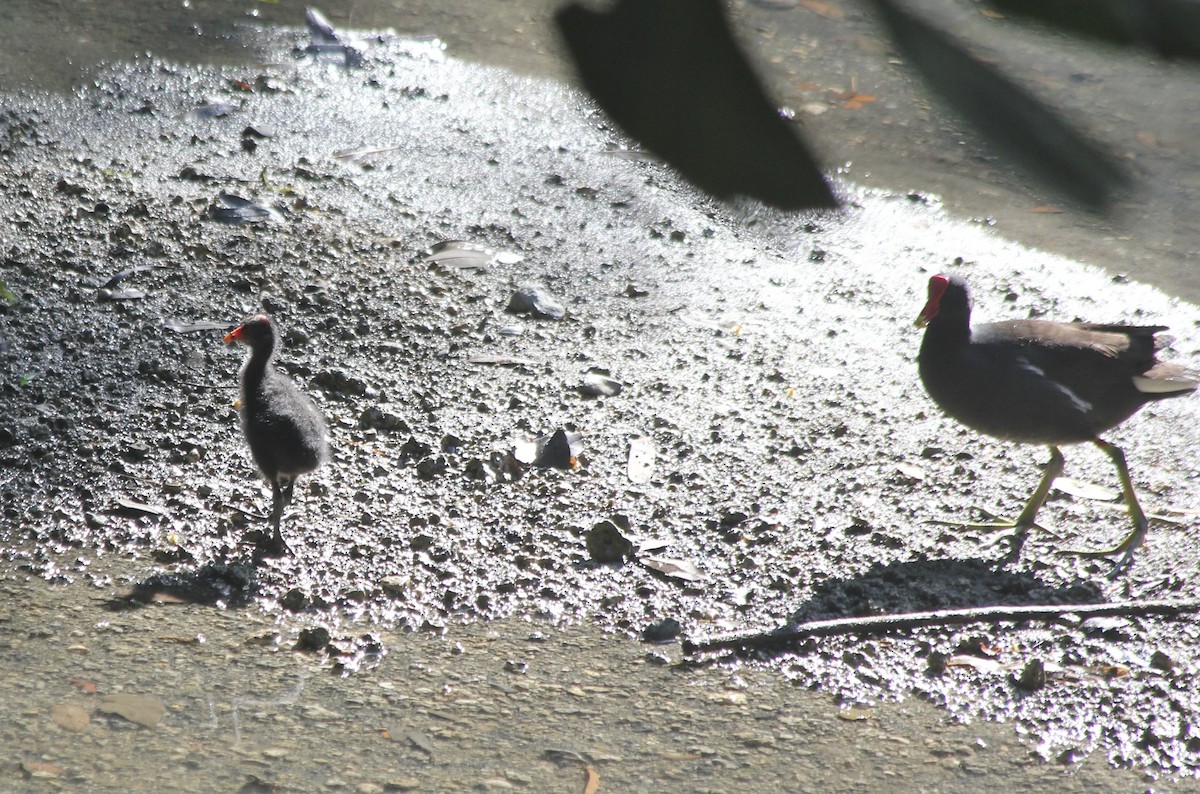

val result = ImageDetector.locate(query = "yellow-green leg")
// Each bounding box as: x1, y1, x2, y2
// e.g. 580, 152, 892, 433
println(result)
1063, 439, 1147, 572
931, 445, 1064, 563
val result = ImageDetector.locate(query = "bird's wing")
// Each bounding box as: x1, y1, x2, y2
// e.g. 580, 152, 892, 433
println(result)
980, 319, 1162, 366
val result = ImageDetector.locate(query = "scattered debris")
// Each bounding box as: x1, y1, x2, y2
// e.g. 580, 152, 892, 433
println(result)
506, 284, 566, 320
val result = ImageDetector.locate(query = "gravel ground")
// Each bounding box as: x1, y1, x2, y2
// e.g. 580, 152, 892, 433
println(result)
1, 9, 1200, 792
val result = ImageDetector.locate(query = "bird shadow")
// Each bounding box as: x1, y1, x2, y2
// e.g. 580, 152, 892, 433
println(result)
788, 556, 1102, 626
102, 561, 259, 610
682, 556, 1108, 661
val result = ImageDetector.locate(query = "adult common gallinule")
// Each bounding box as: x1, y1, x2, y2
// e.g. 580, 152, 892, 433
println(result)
224, 314, 329, 556
915, 274, 1196, 569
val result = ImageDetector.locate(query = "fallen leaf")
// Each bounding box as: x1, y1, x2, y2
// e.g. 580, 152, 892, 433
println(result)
332, 144, 403, 162
836, 703, 873, 721
209, 193, 283, 224
422, 240, 523, 270
98, 693, 166, 728
98, 287, 146, 301
163, 319, 229, 333
1093, 664, 1130, 679
68, 676, 97, 694
51, 703, 91, 732
159, 634, 205, 645
22, 761, 64, 779
1148, 507, 1199, 525
109, 500, 168, 519
800, 0, 844, 20
583, 764, 601, 794
835, 92, 876, 110
581, 369, 623, 397
403, 729, 435, 756
1135, 130, 1158, 149
641, 556, 705, 583
1028, 205, 1064, 214
188, 101, 235, 120
1053, 477, 1118, 501
946, 654, 1004, 674
467, 354, 537, 368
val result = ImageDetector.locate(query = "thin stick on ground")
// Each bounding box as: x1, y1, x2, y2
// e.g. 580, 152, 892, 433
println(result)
682, 598, 1200, 656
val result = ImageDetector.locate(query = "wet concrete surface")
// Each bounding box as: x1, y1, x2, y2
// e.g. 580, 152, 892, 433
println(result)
4, 0, 1200, 303
2, 2, 1200, 790
0, 567, 1149, 793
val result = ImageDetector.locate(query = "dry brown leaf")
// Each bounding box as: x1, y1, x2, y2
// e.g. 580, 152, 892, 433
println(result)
68, 676, 97, 694
1095, 664, 1131, 680
22, 761, 64, 779
837, 703, 873, 721
1028, 205, 1064, 214
1136, 130, 1158, 149
800, 0, 845, 20
832, 90, 877, 110
583, 764, 601, 794
51, 703, 91, 732
98, 693, 166, 728
159, 634, 204, 645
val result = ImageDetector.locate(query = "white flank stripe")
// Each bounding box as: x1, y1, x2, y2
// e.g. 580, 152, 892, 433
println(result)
1018, 356, 1094, 413
1016, 358, 1045, 378
1048, 381, 1093, 413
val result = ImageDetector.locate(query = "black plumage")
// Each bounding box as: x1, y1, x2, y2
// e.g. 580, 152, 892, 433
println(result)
916, 274, 1196, 568
225, 314, 328, 556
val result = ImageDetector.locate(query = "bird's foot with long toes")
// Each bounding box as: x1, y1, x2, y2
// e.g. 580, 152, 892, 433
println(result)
1061, 526, 1146, 576
928, 507, 1060, 535
928, 508, 1062, 564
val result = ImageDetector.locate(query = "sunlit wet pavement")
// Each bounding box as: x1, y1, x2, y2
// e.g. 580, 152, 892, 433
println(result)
2, 1, 1200, 790
7, 0, 1200, 300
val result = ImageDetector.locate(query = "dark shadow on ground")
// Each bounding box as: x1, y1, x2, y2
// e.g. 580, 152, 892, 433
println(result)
105, 561, 258, 609
789, 557, 1103, 625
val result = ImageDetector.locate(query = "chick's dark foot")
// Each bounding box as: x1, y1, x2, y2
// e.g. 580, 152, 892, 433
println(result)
260, 533, 293, 558
244, 529, 293, 559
